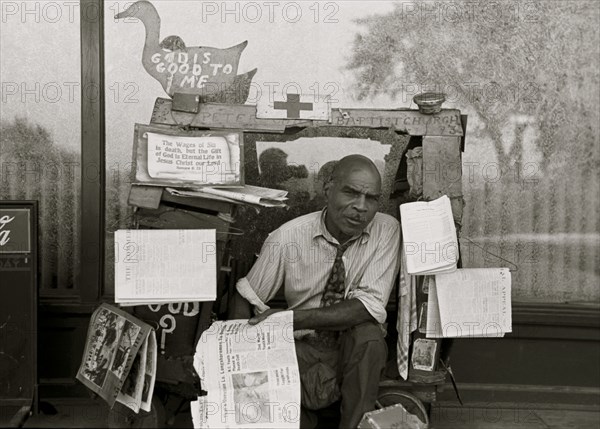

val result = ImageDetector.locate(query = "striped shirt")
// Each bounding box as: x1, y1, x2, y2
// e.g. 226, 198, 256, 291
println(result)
236, 209, 400, 324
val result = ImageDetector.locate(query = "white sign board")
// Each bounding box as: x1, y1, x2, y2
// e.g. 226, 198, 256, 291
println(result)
115, 229, 217, 305
134, 125, 244, 187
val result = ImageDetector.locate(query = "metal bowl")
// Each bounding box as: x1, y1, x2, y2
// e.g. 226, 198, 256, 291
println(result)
413, 92, 446, 115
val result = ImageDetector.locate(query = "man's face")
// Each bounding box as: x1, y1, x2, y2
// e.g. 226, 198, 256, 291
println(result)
324, 167, 381, 243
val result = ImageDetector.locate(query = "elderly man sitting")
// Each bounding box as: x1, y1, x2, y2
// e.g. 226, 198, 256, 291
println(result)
231, 154, 400, 428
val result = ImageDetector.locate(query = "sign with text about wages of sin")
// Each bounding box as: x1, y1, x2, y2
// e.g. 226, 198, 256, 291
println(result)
134, 124, 244, 187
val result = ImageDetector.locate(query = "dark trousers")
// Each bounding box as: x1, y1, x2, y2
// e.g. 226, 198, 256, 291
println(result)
296, 322, 387, 428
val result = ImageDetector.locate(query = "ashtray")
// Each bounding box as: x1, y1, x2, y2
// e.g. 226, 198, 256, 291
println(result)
413, 92, 446, 115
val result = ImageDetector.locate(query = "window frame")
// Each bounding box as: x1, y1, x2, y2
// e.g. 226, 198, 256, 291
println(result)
79, 0, 104, 303
77, 0, 600, 319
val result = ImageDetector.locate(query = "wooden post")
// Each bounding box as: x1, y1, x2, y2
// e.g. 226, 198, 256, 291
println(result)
80, 0, 105, 302
422, 136, 463, 225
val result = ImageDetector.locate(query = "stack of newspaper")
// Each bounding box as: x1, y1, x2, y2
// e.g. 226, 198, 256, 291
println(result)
76, 303, 157, 413
191, 311, 301, 428
114, 229, 217, 306
167, 185, 288, 208
424, 268, 512, 338
399, 195, 459, 275
400, 195, 513, 339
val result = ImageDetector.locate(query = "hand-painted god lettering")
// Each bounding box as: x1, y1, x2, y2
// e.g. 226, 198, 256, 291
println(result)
0, 215, 15, 246
115, 1, 255, 100
150, 50, 233, 90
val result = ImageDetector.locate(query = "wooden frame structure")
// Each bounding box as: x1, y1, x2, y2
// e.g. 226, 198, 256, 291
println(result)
143, 96, 468, 414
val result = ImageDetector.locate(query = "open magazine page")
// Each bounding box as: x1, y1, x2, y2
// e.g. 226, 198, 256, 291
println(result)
140, 331, 157, 412
192, 311, 300, 428
116, 333, 148, 412
76, 304, 152, 407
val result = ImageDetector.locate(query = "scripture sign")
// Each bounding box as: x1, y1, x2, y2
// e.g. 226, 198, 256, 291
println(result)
0, 209, 30, 253
134, 124, 244, 187
146, 132, 241, 184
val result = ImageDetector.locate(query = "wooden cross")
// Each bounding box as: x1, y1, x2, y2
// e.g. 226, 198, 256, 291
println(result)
273, 93, 313, 119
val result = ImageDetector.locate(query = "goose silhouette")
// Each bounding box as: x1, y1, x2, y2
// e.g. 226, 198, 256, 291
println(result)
115, 0, 257, 103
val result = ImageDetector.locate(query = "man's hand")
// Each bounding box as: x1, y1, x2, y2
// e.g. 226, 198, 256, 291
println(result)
248, 308, 284, 325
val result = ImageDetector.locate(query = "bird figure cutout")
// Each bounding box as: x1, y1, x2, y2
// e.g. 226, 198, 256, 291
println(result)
115, 1, 257, 103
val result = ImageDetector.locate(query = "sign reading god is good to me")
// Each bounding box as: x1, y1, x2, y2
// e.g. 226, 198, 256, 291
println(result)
136, 125, 243, 186
0, 208, 31, 253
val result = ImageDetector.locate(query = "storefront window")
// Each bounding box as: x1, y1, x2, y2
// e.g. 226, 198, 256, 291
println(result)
1, 2, 82, 296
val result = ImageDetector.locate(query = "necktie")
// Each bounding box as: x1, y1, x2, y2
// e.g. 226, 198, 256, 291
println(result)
312, 239, 353, 348
321, 240, 352, 307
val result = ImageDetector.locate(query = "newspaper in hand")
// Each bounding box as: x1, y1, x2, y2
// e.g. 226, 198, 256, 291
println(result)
76, 303, 153, 407
191, 311, 301, 428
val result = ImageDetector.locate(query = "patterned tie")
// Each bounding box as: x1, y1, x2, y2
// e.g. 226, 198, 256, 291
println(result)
313, 239, 354, 348
321, 240, 352, 306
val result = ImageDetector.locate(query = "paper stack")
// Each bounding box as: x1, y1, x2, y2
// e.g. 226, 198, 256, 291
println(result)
192, 311, 301, 428
77, 303, 157, 412
425, 268, 512, 338
114, 229, 217, 305
167, 184, 288, 208
400, 195, 459, 275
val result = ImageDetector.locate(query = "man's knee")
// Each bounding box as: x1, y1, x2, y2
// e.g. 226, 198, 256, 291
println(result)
346, 322, 385, 346
295, 340, 341, 411
341, 322, 387, 365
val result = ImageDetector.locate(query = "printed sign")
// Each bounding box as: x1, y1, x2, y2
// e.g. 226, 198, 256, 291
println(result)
134, 124, 244, 187
147, 132, 240, 183
0, 209, 30, 253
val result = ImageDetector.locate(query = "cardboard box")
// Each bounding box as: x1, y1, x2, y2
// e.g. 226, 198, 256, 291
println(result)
358, 403, 428, 429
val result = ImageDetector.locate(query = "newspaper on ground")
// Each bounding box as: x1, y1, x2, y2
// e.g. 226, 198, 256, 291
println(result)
191, 311, 301, 428
76, 303, 153, 407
